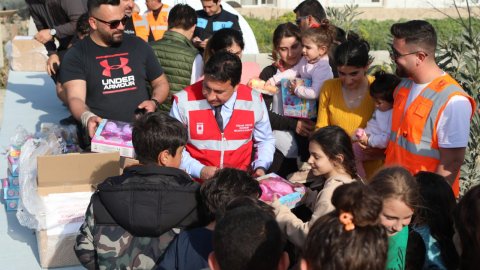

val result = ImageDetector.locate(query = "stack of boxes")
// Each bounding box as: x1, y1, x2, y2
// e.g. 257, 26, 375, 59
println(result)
3, 146, 21, 211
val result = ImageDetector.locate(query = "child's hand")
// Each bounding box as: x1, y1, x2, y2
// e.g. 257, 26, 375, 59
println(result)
358, 133, 369, 146
264, 79, 273, 87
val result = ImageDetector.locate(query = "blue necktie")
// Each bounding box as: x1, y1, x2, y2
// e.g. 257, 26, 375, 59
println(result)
214, 106, 223, 132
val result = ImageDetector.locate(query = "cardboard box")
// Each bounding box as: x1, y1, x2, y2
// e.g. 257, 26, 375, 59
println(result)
120, 157, 140, 173
10, 36, 48, 72
257, 173, 306, 209
35, 152, 120, 268
281, 78, 317, 119
91, 119, 135, 158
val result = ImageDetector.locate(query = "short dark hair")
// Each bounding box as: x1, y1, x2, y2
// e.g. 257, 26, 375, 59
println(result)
309, 125, 357, 179
87, 0, 120, 14
200, 168, 261, 222
369, 71, 400, 104
390, 20, 437, 54
76, 12, 91, 37
202, 0, 219, 3
204, 28, 244, 63
334, 38, 370, 67
304, 182, 388, 270
168, 4, 196, 30
213, 199, 285, 270
132, 112, 187, 165
294, 0, 327, 23
204, 51, 242, 87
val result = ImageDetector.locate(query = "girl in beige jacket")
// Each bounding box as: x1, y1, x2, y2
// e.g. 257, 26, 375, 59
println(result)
272, 125, 358, 247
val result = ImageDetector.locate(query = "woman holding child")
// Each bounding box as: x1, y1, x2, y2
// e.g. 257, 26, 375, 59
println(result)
316, 38, 383, 179
258, 22, 315, 177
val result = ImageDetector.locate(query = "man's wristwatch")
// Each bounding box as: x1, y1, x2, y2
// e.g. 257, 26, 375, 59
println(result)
50, 28, 57, 37
150, 98, 160, 111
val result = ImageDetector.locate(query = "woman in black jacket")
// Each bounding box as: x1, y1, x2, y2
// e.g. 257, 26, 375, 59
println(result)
259, 23, 314, 178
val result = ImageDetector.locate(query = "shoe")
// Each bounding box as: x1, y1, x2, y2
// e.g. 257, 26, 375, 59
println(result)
59, 115, 77, 126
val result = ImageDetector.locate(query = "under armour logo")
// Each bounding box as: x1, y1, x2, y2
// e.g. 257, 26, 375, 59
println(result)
99, 57, 132, 77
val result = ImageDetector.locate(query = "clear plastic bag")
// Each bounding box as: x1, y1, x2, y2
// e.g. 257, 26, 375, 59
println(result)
16, 132, 63, 230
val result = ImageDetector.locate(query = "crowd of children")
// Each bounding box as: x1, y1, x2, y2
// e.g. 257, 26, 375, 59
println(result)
74, 110, 480, 270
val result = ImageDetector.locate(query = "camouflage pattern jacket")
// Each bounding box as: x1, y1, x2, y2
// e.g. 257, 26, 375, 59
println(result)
75, 165, 200, 270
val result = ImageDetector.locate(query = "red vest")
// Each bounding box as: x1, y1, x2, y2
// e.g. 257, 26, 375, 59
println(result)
175, 81, 263, 176
385, 74, 475, 196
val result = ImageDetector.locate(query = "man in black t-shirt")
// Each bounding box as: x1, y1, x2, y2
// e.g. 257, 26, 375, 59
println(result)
193, 0, 241, 50
60, 0, 169, 141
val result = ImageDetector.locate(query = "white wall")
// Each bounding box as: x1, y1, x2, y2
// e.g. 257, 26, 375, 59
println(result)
320, 0, 477, 8
276, 0, 302, 9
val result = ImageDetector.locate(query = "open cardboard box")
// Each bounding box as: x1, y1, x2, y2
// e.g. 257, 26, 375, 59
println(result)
35, 152, 120, 268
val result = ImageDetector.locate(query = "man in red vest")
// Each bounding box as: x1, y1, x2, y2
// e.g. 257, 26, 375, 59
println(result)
385, 20, 475, 196
170, 51, 275, 181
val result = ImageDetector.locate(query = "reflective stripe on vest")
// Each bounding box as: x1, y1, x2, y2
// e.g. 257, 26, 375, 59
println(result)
391, 83, 465, 159
176, 82, 262, 170
133, 4, 169, 41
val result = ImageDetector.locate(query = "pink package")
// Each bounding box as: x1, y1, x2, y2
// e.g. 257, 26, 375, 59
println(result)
257, 173, 306, 209
91, 119, 135, 158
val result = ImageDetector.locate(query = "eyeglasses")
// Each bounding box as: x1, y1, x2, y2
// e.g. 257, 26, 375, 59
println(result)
390, 46, 428, 59
295, 16, 308, 25
93, 16, 128, 29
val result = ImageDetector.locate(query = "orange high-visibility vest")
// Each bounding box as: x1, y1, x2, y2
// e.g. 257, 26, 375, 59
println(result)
385, 74, 475, 196
132, 4, 170, 42
174, 81, 264, 182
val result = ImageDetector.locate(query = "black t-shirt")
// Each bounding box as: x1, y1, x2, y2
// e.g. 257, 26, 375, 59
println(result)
60, 35, 164, 122
123, 15, 136, 36
194, 7, 241, 41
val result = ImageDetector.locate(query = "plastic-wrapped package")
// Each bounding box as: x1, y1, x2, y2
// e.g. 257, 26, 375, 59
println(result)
16, 133, 63, 230
10, 125, 31, 148
257, 173, 306, 209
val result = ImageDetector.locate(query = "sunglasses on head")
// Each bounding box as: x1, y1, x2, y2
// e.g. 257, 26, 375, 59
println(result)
93, 15, 128, 29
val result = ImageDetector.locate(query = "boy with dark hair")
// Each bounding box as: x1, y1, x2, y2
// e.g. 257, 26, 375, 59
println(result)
208, 197, 289, 270
157, 168, 261, 270
75, 112, 200, 269
170, 52, 275, 181
151, 3, 203, 109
